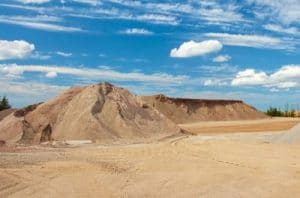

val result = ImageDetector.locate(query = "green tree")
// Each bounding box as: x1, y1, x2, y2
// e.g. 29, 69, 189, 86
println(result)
0, 96, 11, 111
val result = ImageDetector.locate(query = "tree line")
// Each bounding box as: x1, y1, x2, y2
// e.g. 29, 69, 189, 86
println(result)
0, 96, 11, 111
266, 104, 299, 117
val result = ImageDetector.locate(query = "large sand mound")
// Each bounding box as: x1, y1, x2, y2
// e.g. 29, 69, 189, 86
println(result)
0, 83, 181, 144
141, 95, 267, 124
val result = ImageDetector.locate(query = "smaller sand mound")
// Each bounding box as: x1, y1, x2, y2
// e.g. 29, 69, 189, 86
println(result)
141, 95, 268, 124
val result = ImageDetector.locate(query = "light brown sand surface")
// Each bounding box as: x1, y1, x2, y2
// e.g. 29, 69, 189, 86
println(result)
179, 117, 300, 134
1, 133, 300, 198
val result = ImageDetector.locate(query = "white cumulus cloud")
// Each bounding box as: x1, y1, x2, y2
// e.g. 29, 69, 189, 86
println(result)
232, 65, 300, 89
170, 40, 222, 58
231, 69, 268, 86
0, 40, 35, 61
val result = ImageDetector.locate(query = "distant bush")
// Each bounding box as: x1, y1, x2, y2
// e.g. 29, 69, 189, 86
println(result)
0, 96, 11, 111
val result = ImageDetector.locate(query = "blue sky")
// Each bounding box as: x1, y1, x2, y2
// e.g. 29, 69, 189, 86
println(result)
0, 0, 300, 110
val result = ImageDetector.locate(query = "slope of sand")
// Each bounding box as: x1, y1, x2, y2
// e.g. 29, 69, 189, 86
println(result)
141, 95, 267, 124
1, 134, 300, 198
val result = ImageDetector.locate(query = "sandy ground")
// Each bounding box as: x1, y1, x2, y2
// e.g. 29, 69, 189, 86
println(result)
1, 119, 300, 198
179, 117, 300, 134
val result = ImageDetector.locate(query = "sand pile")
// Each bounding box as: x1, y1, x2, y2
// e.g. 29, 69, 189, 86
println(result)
141, 94, 267, 124
0, 83, 181, 144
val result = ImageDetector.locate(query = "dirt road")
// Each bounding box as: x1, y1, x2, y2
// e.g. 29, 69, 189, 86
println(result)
1, 133, 300, 198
